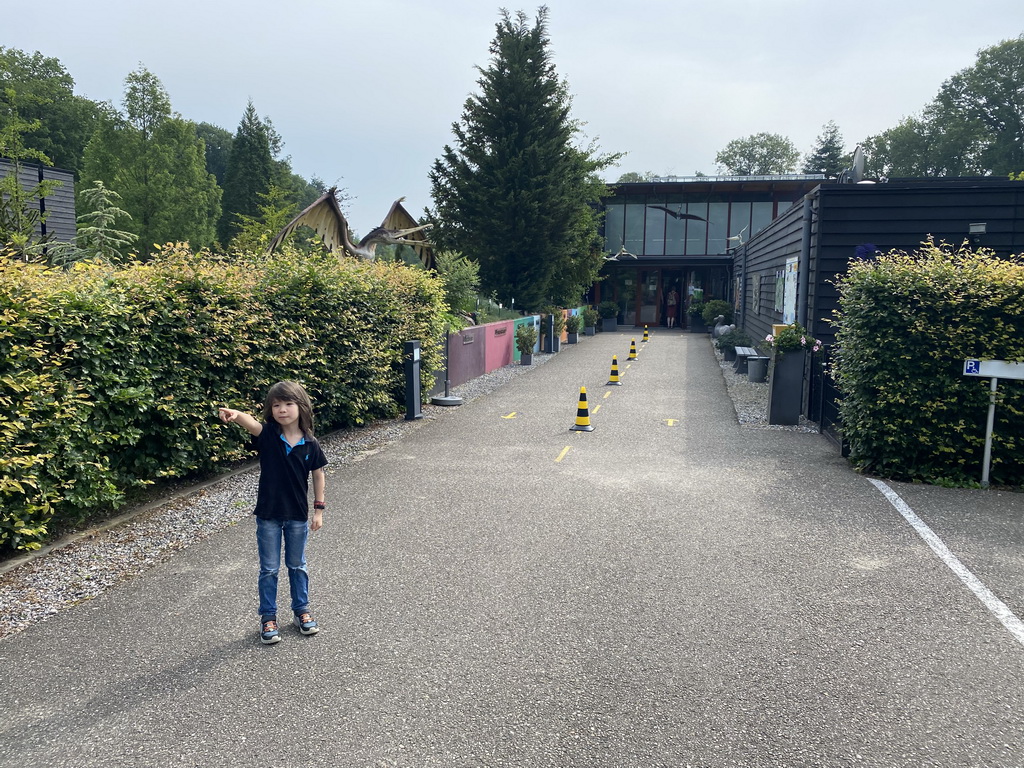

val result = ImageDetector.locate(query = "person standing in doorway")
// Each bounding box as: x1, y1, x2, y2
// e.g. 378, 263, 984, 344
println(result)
219, 380, 328, 645
666, 286, 679, 328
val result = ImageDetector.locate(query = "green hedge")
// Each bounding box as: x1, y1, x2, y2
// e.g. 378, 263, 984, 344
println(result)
833, 241, 1024, 485
0, 246, 447, 551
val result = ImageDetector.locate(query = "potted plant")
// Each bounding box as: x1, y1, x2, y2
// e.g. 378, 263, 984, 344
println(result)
565, 314, 583, 343
541, 308, 565, 352
687, 300, 706, 333
583, 307, 599, 336
714, 328, 752, 362
598, 300, 619, 332
515, 323, 537, 365
763, 323, 821, 425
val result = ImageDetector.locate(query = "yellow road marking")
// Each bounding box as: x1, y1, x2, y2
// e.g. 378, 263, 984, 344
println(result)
665, 419, 679, 426
502, 412, 517, 419
555, 446, 571, 462
592, 404, 601, 414
603, 391, 612, 399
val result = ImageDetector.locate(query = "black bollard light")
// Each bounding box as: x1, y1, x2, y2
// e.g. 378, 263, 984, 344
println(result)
431, 326, 463, 407
403, 340, 423, 420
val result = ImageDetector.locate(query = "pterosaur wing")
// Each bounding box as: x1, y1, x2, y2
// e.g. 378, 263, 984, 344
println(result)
267, 187, 351, 255
380, 197, 435, 270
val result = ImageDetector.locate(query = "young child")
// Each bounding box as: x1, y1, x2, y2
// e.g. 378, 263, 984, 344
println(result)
219, 380, 328, 645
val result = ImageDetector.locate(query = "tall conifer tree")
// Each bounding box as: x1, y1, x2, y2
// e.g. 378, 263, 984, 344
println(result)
218, 101, 273, 246
802, 121, 848, 177
427, 8, 618, 310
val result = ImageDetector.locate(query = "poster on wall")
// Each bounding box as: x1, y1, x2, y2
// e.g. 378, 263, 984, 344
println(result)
783, 257, 798, 325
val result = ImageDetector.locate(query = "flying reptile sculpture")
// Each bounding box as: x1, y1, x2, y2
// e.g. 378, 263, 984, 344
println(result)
266, 187, 435, 270
646, 205, 707, 222
605, 245, 638, 261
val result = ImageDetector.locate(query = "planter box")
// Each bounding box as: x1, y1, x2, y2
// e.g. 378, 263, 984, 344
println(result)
689, 316, 707, 333
584, 326, 596, 336
602, 318, 618, 332
768, 351, 804, 425
723, 346, 737, 362
567, 332, 579, 344
520, 353, 533, 366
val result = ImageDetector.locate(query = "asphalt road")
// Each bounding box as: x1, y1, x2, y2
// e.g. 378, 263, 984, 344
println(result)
2, 331, 1023, 767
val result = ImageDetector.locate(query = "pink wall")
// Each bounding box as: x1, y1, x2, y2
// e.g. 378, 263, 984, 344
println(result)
484, 321, 514, 372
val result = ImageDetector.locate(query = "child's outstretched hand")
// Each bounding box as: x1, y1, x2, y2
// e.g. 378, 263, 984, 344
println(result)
218, 407, 240, 423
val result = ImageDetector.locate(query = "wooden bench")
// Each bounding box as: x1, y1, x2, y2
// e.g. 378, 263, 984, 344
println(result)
733, 346, 759, 374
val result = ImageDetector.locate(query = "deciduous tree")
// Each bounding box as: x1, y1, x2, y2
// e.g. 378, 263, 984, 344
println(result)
715, 133, 800, 175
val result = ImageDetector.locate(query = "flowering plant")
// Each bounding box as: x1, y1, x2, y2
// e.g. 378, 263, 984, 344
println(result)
764, 323, 822, 357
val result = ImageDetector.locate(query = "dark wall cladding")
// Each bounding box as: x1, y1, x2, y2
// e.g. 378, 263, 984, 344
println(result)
0, 159, 77, 243
735, 180, 1024, 346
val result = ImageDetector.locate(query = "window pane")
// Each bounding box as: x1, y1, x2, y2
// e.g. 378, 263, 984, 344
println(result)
730, 202, 751, 244
751, 202, 774, 236
685, 202, 707, 255
604, 201, 624, 253
644, 205, 666, 256
663, 196, 685, 255
624, 197, 645, 255
707, 202, 728, 255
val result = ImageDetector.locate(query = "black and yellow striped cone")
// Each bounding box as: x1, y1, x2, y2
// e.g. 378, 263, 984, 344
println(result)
607, 355, 622, 385
628, 338, 638, 360
642, 325, 650, 342
570, 386, 595, 431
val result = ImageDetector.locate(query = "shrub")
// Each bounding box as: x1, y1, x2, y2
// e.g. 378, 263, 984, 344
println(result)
583, 307, 599, 328
702, 299, 733, 326
714, 328, 752, 351
0, 246, 448, 551
833, 240, 1024, 485
764, 324, 822, 358
565, 314, 583, 333
598, 300, 619, 319
515, 324, 537, 355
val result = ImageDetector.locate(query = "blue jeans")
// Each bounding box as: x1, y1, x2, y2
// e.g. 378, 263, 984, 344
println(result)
256, 517, 310, 619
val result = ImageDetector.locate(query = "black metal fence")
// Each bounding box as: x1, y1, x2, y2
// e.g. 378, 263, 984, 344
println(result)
808, 346, 848, 456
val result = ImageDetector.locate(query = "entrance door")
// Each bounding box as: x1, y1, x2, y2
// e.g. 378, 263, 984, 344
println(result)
638, 269, 660, 326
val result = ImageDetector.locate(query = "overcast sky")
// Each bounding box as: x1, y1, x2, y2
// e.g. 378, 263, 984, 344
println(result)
5, 0, 1024, 231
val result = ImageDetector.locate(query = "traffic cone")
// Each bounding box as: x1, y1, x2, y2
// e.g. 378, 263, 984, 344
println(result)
570, 386, 595, 432
642, 326, 650, 342
628, 338, 638, 360
607, 355, 622, 385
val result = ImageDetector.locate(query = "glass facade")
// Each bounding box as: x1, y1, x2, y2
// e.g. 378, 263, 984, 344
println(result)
602, 192, 790, 256
596, 179, 820, 326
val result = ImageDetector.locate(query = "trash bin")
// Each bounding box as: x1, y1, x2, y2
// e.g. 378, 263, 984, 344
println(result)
747, 356, 769, 383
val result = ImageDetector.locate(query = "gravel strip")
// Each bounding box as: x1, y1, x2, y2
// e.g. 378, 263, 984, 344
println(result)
0, 339, 820, 642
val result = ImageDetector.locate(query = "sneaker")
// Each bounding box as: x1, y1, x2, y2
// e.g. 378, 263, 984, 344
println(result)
293, 612, 319, 635
260, 619, 281, 644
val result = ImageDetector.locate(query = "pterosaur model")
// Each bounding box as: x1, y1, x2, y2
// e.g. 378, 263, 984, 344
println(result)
266, 187, 435, 270
646, 205, 707, 222
605, 245, 638, 261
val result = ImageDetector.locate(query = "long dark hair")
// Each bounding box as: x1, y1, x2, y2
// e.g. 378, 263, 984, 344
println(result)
262, 380, 315, 437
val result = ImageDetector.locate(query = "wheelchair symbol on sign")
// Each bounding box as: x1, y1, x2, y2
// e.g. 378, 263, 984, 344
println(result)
965, 360, 981, 375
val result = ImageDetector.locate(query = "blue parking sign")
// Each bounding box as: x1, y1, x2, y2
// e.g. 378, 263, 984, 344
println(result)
965, 359, 981, 375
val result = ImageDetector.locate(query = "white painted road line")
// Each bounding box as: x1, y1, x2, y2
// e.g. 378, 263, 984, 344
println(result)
868, 478, 1024, 648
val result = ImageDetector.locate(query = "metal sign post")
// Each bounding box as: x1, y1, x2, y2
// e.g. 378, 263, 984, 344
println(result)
963, 359, 1024, 488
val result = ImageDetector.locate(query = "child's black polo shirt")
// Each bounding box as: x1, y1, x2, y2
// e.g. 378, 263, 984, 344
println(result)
253, 422, 328, 521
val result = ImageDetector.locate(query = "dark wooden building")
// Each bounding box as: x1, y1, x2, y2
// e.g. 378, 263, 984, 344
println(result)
0, 159, 77, 244
733, 177, 1024, 442
736, 178, 1024, 346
